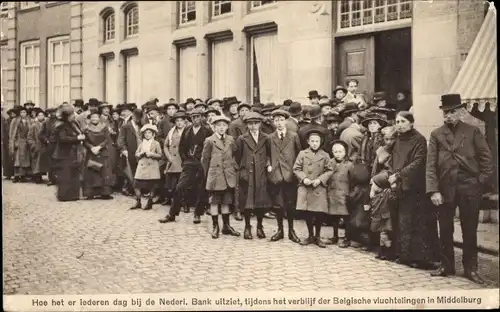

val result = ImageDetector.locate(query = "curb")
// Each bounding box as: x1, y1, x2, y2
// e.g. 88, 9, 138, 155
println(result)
453, 239, 499, 257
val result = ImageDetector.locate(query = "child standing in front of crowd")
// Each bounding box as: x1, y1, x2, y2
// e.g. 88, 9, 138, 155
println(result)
201, 115, 240, 239
130, 124, 163, 211
326, 140, 353, 248
293, 129, 333, 248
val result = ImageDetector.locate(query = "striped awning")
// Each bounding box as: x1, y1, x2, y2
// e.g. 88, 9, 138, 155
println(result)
449, 6, 497, 119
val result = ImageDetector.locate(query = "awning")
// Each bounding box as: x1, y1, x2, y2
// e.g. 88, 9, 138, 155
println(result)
449, 5, 497, 121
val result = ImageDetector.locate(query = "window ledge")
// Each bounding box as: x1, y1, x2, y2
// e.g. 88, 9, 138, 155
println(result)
103, 39, 116, 45
45, 1, 69, 8
18, 5, 41, 13
249, 3, 278, 13
211, 12, 233, 22
125, 34, 139, 40
177, 20, 196, 29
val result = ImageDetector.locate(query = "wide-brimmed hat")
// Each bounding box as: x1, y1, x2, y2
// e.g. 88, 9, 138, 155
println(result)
140, 124, 158, 134
305, 128, 325, 142
262, 102, 277, 115
59, 104, 75, 119
340, 107, 360, 119
439, 94, 466, 111
319, 98, 332, 108
7, 108, 17, 115
164, 102, 180, 111
223, 96, 240, 110
121, 103, 137, 112
46, 107, 57, 114
243, 111, 264, 123
170, 111, 188, 123
208, 98, 222, 107
308, 90, 320, 99
98, 103, 113, 113
23, 100, 35, 108
211, 115, 231, 125
308, 104, 322, 119
194, 102, 208, 110
361, 112, 388, 128
372, 91, 386, 102
204, 107, 221, 117
325, 112, 343, 123
236, 102, 252, 112
333, 85, 348, 95
288, 102, 302, 117
14, 105, 28, 115
271, 109, 290, 119
73, 99, 84, 108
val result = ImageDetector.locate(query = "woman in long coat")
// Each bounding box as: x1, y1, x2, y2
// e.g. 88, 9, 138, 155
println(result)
389, 111, 439, 269
52, 105, 85, 201
82, 111, 114, 199
27, 108, 50, 183
9, 106, 32, 182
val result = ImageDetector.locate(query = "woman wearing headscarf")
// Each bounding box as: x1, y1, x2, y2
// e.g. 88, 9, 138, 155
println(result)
52, 104, 86, 201
81, 110, 114, 200
9, 106, 33, 183
389, 111, 439, 269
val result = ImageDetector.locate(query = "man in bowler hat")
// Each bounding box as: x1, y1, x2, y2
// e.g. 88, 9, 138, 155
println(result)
427, 94, 493, 284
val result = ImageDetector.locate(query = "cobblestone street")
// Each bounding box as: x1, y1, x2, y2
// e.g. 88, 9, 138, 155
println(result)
2, 181, 499, 295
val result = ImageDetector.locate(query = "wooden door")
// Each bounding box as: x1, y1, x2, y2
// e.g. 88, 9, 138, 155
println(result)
337, 36, 375, 102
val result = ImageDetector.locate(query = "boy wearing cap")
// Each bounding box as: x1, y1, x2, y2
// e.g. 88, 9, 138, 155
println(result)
201, 115, 240, 239
266, 109, 302, 243
234, 112, 272, 239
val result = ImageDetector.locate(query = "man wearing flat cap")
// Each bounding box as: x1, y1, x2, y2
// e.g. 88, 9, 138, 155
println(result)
427, 94, 493, 284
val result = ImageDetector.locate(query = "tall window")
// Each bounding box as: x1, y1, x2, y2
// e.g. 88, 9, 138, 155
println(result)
19, 2, 40, 10
179, 1, 196, 24
125, 6, 139, 37
212, 40, 235, 98
0, 2, 9, 14
48, 37, 70, 107
339, 0, 412, 30
20, 41, 40, 105
251, 33, 279, 104
104, 57, 117, 104
213, 1, 231, 17
178, 45, 198, 102
125, 54, 140, 103
104, 13, 115, 42
251, 1, 276, 9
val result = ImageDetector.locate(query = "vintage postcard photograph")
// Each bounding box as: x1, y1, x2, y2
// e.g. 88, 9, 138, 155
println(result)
1, 0, 498, 311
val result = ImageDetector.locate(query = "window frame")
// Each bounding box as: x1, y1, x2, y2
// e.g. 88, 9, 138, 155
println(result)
104, 12, 116, 43
179, 1, 196, 25
212, 1, 232, 18
250, 0, 276, 10
0, 2, 9, 16
47, 36, 70, 107
19, 2, 40, 10
337, 0, 412, 34
20, 40, 41, 106
124, 5, 139, 38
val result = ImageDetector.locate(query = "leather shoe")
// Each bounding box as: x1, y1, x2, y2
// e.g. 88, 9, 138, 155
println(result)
300, 236, 315, 246
143, 198, 153, 210
244, 227, 253, 240
430, 266, 456, 277
193, 215, 201, 224
288, 229, 301, 243
222, 225, 241, 236
212, 225, 220, 239
256, 227, 266, 239
158, 215, 175, 223
129, 200, 142, 210
315, 237, 327, 248
464, 271, 484, 284
270, 229, 284, 242
263, 212, 275, 219
234, 212, 243, 221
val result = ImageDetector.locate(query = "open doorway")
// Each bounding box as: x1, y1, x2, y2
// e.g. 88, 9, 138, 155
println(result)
374, 28, 412, 104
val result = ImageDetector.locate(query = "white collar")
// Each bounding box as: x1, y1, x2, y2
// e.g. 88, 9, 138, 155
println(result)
216, 133, 225, 140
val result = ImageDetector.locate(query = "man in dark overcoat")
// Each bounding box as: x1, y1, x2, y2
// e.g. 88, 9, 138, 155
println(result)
116, 103, 140, 194
266, 109, 302, 243
427, 94, 494, 284
159, 108, 213, 224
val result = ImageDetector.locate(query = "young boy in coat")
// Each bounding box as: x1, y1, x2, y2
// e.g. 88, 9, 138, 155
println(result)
266, 109, 302, 243
293, 129, 333, 248
234, 112, 272, 240
201, 115, 240, 239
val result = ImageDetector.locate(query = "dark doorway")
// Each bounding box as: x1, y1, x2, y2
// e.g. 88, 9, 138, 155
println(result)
374, 28, 412, 104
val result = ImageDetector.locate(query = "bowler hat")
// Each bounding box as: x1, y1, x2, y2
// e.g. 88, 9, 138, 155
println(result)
170, 111, 187, 123
262, 102, 277, 115
271, 109, 290, 119
305, 128, 325, 142
208, 98, 223, 107
88, 98, 100, 107
439, 94, 466, 111
122, 103, 137, 112
185, 98, 196, 105
194, 102, 208, 110
308, 90, 320, 99
223, 96, 240, 110
288, 102, 303, 117
361, 112, 388, 128
164, 102, 180, 110
73, 99, 84, 107
333, 85, 348, 96
340, 107, 360, 119
308, 104, 322, 119
283, 99, 293, 107
243, 111, 264, 123
99, 102, 113, 112
140, 124, 158, 134
7, 108, 17, 115
204, 107, 221, 117
325, 112, 343, 123
370, 107, 396, 120
189, 107, 204, 116
211, 115, 231, 125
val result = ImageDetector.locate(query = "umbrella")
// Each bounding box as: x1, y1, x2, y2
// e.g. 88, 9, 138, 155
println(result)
122, 154, 134, 184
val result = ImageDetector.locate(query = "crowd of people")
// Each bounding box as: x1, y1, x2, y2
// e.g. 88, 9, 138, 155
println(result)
1, 79, 494, 285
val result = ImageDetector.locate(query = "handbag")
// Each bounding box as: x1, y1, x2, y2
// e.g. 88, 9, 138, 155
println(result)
87, 159, 104, 171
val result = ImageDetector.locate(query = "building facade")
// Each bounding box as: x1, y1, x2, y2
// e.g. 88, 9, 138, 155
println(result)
1, 1, 490, 139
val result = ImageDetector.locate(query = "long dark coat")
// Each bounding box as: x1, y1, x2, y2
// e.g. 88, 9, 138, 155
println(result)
201, 133, 238, 191
327, 159, 353, 216
53, 121, 82, 201
82, 125, 114, 193
391, 128, 439, 263
1, 116, 14, 177
157, 117, 174, 146
235, 131, 272, 210
117, 118, 141, 174
27, 120, 50, 174
360, 132, 384, 174
9, 117, 32, 168
426, 121, 493, 202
